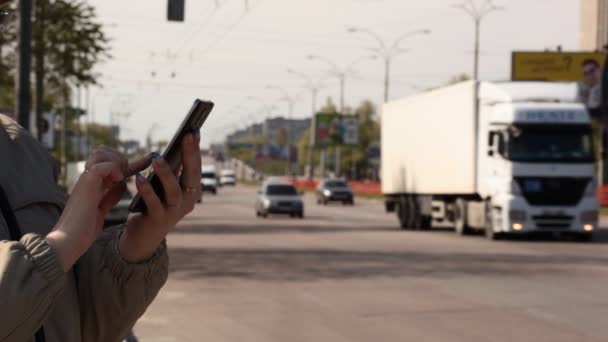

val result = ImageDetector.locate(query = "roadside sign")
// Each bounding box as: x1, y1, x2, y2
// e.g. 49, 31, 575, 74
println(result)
314, 113, 358, 146
341, 116, 358, 145
512, 51, 608, 111
511, 51, 606, 81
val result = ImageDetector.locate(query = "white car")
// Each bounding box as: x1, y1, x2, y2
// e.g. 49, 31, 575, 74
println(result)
201, 166, 218, 194
219, 169, 236, 186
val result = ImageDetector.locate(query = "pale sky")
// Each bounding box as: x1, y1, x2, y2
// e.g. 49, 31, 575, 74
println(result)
86, 0, 580, 147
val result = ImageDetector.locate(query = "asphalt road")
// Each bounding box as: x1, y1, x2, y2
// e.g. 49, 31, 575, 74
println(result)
133, 185, 608, 342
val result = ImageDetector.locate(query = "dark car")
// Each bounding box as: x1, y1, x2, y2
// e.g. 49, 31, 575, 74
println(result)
255, 180, 304, 218
104, 190, 132, 227
316, 179, 354, 205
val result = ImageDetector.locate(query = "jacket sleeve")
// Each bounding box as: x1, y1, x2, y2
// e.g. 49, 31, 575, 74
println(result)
0, 234, 67, 341
75, 225, 169, 342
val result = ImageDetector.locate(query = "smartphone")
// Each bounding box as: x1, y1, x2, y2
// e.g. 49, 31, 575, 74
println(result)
129, 99, 214, 213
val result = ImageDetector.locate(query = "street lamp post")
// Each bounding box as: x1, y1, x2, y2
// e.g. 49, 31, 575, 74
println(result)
452, 0, 503, 81
307, 55, 376, 113
287, 68, 323, 179
266, 85, 297, 175
307, 54, 376, 177
348, 27, 430, 102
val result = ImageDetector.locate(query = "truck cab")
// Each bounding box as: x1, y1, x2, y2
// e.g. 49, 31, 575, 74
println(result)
479, 84, 598, 239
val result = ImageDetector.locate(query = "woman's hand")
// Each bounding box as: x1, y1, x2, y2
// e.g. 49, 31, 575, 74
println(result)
119, 131, 202, 262
46, 148, 152, 271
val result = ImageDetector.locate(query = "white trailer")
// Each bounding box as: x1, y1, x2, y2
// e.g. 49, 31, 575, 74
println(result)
382, 81, 599, 240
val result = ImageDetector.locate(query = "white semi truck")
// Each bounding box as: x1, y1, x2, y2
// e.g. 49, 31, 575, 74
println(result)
382, 81, 599, 240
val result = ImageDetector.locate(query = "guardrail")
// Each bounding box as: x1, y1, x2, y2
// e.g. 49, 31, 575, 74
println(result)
285, 178, 382, 196
598, 185, 608, 206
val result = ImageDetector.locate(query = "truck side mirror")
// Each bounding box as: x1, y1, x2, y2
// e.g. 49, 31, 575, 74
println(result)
488, 131, 497, 157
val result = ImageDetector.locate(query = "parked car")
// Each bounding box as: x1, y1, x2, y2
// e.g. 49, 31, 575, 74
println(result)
316, 179, 354, 205
255, 180, 304, 218
219, 169, 236, 186
201, 165, 218, 194
104, 190, 132, 227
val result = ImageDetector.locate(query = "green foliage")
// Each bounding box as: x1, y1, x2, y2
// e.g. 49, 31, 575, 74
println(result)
298, 98, 380, 179
0, 1, 16, 112
0, 0, 109, 112
275, 127, 288, 146
41, 0, 109, 90
426, 73, 473, 92
319, 97, 338, 114
446, 73, 471, 85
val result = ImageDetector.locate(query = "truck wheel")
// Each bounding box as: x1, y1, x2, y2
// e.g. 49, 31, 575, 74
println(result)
421, 215, 432, 230
410, 197, 425, 230
397, 197, 410, 230
484, 200, 502, 240
454, 198, 472, 235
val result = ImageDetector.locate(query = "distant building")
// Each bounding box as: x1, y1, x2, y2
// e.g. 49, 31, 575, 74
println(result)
580, 0, 608, 51
263, 117, 310, 145
226, 117, 311, 146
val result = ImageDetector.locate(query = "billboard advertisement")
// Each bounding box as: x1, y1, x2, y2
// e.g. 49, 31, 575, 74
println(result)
512, 51, 605, 82
227, 142, 254, 162
314, 113, 358, 146
512, 51, 607, 112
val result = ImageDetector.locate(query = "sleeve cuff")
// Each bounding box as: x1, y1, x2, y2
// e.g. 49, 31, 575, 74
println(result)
20, 233, 68, 294
100, 227, 169, 284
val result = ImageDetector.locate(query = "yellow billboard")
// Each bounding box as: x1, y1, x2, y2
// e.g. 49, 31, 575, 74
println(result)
511, 51, 606, 81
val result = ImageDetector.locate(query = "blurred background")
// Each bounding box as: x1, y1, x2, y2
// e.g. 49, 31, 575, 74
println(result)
4, 1, 608, 341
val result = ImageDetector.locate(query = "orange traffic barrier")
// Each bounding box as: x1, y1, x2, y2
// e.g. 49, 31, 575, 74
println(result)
598, 185, 608, 206
284, 178, 381, 196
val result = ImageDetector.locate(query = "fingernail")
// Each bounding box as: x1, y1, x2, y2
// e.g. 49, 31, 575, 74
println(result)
150, 151, 161, 159
135, 172, 144, 184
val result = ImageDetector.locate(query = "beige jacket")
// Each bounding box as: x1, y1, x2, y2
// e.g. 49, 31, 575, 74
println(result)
0, 114, 169, 342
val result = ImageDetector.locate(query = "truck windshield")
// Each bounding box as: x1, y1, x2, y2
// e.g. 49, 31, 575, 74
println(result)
507, 125, 594, 163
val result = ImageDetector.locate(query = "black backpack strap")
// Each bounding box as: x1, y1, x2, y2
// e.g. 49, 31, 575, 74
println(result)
0, 185, 46, 342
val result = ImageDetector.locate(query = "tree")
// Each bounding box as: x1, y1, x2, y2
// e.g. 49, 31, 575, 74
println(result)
346, 100, 379, 178
41, 0, 109, 90
319, 97, 338, 114
0, 1, 16, 112
424, 73, 472, 92
446, 73, 471, 85
0, 0, 109, 116
297, 98, 381, 179
356, 100, 379, 150
275, 127, 288, 146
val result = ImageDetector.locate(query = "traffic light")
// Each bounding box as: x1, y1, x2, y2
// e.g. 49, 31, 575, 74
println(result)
167, 0, 185, 22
